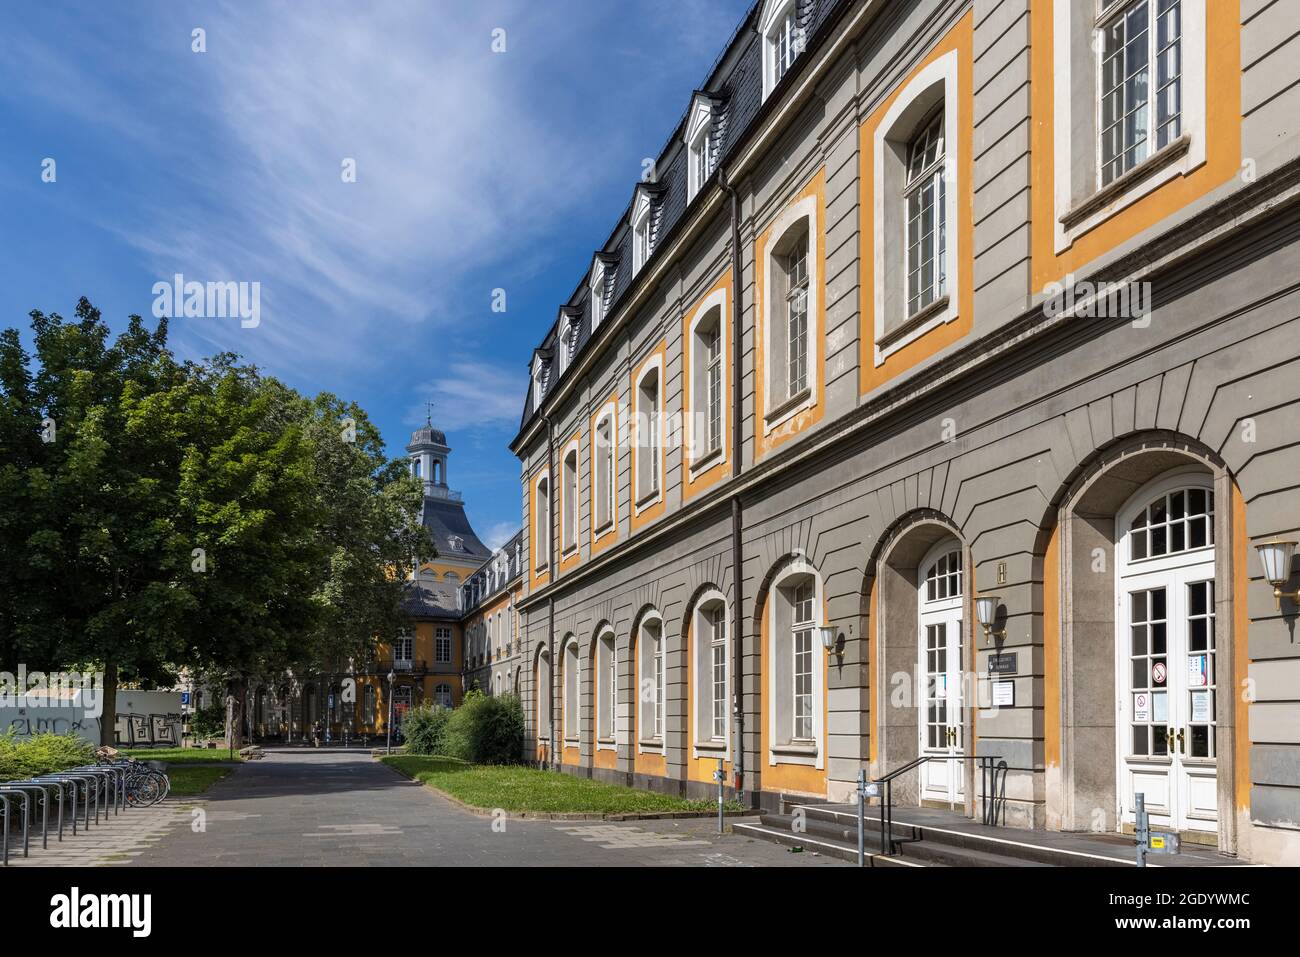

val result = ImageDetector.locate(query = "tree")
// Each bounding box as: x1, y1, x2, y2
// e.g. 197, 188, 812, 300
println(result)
0, 300, 433, 746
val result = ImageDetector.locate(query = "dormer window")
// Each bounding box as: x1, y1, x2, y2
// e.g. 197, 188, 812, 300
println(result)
761, 0, 800, 100
631, 185, 656, 275
558, 309, 580, 375
686, 93, 719, 201
531, 352, 549, 408
589, 259, 607, 331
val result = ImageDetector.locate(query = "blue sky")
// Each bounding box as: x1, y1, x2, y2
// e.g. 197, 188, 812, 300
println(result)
0, 0, 753, 550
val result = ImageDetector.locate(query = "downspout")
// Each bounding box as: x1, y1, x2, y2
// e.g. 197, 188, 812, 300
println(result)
720, 168, 747, 807
544, 413, 557, 770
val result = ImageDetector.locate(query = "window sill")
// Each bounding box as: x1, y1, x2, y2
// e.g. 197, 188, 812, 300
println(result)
593, 520, 614, 538
878, 295, 949, 352
689, 446, 724, 475
694, 739, 727, 753
771, 742, 818, 757
1059, 135, 1191, 231
634, 487, 662, 511
561, 544, 578, 559
638, 737, 665, 749
764, 386, 812, 429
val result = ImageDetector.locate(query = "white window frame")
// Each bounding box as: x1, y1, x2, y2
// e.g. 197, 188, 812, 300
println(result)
872, 50, 960, 367
760, 0, 800, 100
636, 613, 666, 752
690, 589, 731, 761
685, 92, 717, 201
589, 259, 606, 331
1050, 0, 1206, 254
592, 403, 617, 536
533, 471, 550, 571
687, 288, 729, 473
631, 187, 655, 275
531, 353, 548, 409
434, 683, 453, 709
766, 560, 825, 769
562, 636, 580, 746
435, 626, 452, 664
634, 356, 664, 511
761, 194, 819, 431
596, 629, 618, 750
561, 440, 580, 555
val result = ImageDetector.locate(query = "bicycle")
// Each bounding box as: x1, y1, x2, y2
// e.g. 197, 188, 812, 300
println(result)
93, 748, 171, 807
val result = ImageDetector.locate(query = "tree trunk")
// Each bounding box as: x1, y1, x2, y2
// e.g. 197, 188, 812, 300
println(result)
99, 662, 118, 746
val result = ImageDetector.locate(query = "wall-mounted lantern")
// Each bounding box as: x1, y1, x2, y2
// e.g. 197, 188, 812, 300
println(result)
1255, 539, 1299, 609
975, 596, 1005, 643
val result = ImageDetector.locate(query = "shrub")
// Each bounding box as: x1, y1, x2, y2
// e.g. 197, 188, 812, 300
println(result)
402, 703, 451, 756
189, 704, 225, 739
442, 691, 524, 765
0, 731, 94, 780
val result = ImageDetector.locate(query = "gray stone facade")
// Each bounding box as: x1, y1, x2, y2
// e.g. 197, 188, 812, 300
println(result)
507, 0, 1300, 865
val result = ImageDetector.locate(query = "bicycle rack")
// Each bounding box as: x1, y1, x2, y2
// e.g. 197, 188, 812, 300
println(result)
1, 783, 51, 850
0, 787, 31, 861
28, 777, 73, 841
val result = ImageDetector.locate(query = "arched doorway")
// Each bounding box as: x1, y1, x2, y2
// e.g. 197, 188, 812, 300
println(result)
1115, 469, 1219, 836
1053, 434, 1238, 849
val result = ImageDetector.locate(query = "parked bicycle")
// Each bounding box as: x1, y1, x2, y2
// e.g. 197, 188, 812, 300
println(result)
93, 747, 170, 807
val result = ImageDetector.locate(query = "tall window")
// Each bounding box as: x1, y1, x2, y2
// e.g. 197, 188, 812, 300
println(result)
435, 627, 451, 664
597, 632, 616, 742
363, 685, 375, 725
654, 631, 665, 740
765, 1, 799, 94
784, 241, 809, 398
689, 123, 713, 200
638, 617, 665, 744
562, 447, 579, 552
708, 605, 727, 740
535, 475, 550, 569
434, 683, 453, 709
563, 639, 579, 742
394, 634, 413, 664
594, 413, 614, 531
636, 365, 661, 503
705, 324, 722, 455
905, 109, 947, 318
792, 581, 814, 741
1100, 0, 1183, 186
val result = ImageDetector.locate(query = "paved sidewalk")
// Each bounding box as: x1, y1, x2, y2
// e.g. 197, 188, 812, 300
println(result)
4, 799, 199, 867
123, 750, 846, 867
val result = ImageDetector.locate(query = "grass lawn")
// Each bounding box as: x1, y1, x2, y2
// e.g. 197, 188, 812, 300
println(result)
167, 765, 232, 796
123, 747, 242, 763
383, 755, 740, 816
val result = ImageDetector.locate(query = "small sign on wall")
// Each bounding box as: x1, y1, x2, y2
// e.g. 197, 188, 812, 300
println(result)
988, 653, 1018, 674
1133, 692, 1150, 722
992, 680, 1015, 707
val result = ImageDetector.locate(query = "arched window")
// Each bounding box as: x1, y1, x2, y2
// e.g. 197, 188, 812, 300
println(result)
688, 294, 727, 468
637, 615, 665, 746
692, 591, 730, 753
443, 571, 459, 583
562, 443, 580, 553
905, 108, 947, 319
562, 637, 580, 745
917, 539, 965, 806
766, 562, 825, 767
596, 629, 618, 749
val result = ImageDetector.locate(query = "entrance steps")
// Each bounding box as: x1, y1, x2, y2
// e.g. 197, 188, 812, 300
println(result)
732, 803, 1215, 867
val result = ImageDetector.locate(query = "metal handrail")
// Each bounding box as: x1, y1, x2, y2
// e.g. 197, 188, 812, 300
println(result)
873, 754, 1008, 856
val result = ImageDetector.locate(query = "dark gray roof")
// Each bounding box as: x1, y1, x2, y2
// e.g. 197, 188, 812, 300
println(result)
407, 425, 447, 448
516, 0, 851, 437
401, 577, 462, 621
421, 496, 492, 562
461, 528, 525, 611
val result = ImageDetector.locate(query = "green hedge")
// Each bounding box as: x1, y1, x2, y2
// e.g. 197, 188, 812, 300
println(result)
0, 732, 95, 780
403, 691, 524, 764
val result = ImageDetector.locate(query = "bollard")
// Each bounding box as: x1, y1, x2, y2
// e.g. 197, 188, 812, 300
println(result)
856, 768, 866, 867
1135, 792, 1147, 868
713, 759, 725, 834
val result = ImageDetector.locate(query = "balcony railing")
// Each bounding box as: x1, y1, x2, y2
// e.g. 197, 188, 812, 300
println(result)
359, 658, 428, 675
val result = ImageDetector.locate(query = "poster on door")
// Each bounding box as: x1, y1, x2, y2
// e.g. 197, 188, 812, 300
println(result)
1190, 690, 1213, 723
1188, 654, 1208, 688
1133, 692, 1150, 722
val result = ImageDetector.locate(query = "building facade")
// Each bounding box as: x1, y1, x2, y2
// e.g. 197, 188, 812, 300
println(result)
510, 0, 1300, 864
460, 531, 526, 698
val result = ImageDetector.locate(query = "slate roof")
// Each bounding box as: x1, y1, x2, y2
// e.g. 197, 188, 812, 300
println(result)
421, 496, 492, 563
461, 528, 525, 612
516, 0, 851, 439
400, 576, 462, 621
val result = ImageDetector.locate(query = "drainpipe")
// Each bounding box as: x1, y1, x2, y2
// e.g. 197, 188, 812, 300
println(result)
544, 413, 557, 770
720, 168, 747, 806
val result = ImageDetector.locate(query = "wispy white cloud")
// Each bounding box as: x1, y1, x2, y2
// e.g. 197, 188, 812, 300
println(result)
409, 359, 523, 433
482, 520, 520, 551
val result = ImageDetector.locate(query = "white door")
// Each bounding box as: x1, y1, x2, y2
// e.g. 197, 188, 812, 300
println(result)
918, 543, 965, 807
1117, 477, 1218, 836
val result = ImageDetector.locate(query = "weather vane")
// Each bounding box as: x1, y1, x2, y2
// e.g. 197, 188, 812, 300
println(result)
425, 399, 434, 427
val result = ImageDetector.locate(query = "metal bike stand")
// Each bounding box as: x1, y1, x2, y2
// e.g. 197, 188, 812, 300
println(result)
0, 788, 31, 859
29, 777, 71, 841
45, 773, 94, 832
71, 767, 114, 822
2, 783, 51, 850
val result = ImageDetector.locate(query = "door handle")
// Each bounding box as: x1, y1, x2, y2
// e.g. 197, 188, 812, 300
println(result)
1166, 728, 1175, 753
1177, 728, 1185, 754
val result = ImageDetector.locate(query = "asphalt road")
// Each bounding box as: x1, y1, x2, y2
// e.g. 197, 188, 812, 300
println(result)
128, 749, 847, 868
